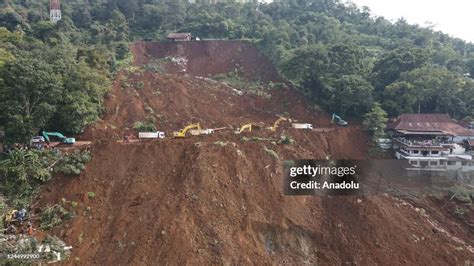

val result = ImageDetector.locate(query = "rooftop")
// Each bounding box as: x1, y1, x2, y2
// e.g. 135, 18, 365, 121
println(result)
387, 114, 474, 136
166, 33, 192, 39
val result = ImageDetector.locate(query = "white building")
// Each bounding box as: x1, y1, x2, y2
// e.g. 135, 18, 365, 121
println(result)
388, 114, 474, 173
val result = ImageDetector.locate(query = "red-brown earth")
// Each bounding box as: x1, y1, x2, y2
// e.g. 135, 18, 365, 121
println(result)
37, 41, 473, 265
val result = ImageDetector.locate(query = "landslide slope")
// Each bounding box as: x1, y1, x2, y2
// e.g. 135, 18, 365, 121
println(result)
38, 41, 473, 265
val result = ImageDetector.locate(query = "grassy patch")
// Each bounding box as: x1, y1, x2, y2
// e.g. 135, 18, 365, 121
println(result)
87, 192, 96, 199
278, 135, 295, 145
212, 68, 268, 97
136, 80, 145, 90
241, 136, 278, 143
454, 206, 469, 218
133, 116, 157, 132
144, 57, 170, 73
56, 150, 92, 176
214, 141, 228, 147
268, 81, 286, 90
449, 185, 473, 203
283, 160, 295, 167
40, 203, 74, 230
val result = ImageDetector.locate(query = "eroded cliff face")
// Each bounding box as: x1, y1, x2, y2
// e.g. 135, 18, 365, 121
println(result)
36, 41, 473, 265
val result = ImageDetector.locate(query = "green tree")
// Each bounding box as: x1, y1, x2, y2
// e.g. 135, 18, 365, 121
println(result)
371, 46, 430, 92
382, 65, 472, 118
0, 56, 62, 143
50, 60, 109, 133
164, 0, 186, 30
0, 7, 24, 31
329, 75, 374, 116
32, 21, 56, 41
0, 149, 57, 207
107, 9, 129, 42
363, 102, 388, 138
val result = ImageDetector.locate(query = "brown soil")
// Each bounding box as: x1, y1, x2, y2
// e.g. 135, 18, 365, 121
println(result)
129, 40, 283, 82
36, 41, 473, 265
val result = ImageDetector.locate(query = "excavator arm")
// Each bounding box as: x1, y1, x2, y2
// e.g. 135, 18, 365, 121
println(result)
331, 113, 348, 126
235, 123, 252, 134
173, 123, 201, 138
268, 117, 289, 131
42, 131, 76, 144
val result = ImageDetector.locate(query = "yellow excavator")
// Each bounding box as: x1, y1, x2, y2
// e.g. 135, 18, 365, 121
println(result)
235, 123, 252, 134
268, 117, 290, 131
173, 123, 201, 138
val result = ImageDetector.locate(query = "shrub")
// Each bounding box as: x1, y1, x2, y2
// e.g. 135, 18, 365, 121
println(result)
133, 117, 156, 132
40, 203, 74, 230
449, 185, 473, 203
279, 135, 295, 145
136, 81, 145, 90
268, 81, 286, 90
283, 160, 295, 167
454, 207, 469, 218
214, 141, 227, 147
55, 150, 92, 176
0, 149, 58, 207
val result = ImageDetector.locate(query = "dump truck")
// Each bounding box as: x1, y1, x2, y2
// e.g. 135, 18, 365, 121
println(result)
189, 129, 215, 136
292, 123, 313, 130
139, 132, 166, 139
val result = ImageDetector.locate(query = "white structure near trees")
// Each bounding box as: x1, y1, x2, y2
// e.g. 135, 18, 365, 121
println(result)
50, 0, 61, 23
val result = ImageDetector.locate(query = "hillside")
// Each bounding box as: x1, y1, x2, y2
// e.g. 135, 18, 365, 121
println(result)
35, 41, 474, 265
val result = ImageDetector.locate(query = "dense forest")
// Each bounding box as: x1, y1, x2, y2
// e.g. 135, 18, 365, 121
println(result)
1, 0, 473, 144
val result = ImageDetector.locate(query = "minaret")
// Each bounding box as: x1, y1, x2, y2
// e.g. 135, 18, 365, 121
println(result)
50, 0, 61, 23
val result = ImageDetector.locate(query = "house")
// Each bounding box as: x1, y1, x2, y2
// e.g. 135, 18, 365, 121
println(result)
387, 114, 474, 139
387, 114, 474, 173
166, 33, 192, 42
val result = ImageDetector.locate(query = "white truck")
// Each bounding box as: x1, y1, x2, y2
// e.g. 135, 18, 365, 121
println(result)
189, 129, 215, 136
292, 123, 313, 130
139, 132, 166, 139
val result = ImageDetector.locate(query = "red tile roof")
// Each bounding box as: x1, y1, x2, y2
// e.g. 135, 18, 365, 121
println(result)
387, 114, 474, 136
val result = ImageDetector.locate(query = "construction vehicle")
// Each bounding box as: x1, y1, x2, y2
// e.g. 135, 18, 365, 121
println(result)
268, 117, 290, 131
139, 131, 166, 139
292, 123, 313, 130
31, 131, 75, 148
331, 113, 348, 126
190, 129, 214, 136
191, 126, 231, 136
42, 131, 76, 144
173, 123, 201, 138
235, 124, 252, 134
